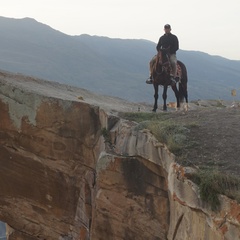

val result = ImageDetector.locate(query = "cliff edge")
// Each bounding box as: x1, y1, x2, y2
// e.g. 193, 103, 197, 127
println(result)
0, 70, 239, 240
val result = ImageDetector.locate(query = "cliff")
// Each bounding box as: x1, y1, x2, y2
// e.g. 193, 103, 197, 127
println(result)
0, 70, 239, 240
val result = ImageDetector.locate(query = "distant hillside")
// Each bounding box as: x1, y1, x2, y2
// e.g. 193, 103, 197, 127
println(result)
0, 16, 239, 103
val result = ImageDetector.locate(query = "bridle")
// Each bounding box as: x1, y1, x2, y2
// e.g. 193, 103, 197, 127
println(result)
154, 51, 170, 76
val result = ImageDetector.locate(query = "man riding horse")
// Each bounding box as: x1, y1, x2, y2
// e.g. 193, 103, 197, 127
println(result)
146, 24, 179, 85
145, 24, 188, 112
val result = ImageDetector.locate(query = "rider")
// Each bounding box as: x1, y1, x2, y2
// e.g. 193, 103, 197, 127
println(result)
146, 24, 179, 85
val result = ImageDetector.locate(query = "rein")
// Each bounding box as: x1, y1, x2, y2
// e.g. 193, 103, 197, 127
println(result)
154, 52, 169, 76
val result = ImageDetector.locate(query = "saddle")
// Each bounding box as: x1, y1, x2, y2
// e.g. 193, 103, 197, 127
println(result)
176, 63, 182, 81
150, 52, 182, 81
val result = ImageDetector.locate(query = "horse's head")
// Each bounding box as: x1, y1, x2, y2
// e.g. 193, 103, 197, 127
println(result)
153, 50, 171, 77
158, 49, 170, 65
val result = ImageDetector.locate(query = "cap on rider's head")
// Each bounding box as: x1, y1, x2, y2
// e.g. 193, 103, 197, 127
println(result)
164, 24, 171, 29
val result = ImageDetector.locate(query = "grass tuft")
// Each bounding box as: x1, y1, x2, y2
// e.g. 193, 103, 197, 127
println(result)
190, 169, 240, 211
119, 111, 240, 209
119, 112, 197, 156
118, 112, 169, 123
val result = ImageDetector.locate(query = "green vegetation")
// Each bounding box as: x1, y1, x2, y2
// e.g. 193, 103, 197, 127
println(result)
118, 112, 169, 123
216, 100, 225, 108
139, 120, 189, 155
101, 128, 114, 149
190, 169, 240, 211
119, 111, 240, 211
119, 112, 198, 156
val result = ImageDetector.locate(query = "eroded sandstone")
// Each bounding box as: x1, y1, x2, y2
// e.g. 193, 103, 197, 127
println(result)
0, 71, 239, 240
0, 72, 104, 239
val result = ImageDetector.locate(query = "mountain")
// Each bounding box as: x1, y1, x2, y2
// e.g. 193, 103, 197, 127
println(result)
0, 16, 239, 103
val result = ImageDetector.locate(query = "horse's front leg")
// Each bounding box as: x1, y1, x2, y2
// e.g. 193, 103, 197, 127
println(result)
152, 84, 158, 112
171, 84, 180, 109
162, 85, 168, 111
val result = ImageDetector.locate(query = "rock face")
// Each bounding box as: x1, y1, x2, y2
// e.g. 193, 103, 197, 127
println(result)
0, 71, 240, 239
93, 154, 169, 240
0, 72, 105, 239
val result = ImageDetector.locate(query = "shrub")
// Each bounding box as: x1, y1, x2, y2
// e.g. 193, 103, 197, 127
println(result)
190, 169, 240, 211
120, 112, 194, 156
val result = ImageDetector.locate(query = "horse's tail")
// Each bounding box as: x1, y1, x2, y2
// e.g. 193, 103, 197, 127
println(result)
178, 61, 188, 103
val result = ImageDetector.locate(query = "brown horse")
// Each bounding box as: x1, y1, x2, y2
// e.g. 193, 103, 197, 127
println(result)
150, 50, 188, 111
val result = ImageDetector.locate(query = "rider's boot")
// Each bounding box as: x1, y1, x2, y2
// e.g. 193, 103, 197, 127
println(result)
146, 75, 153, 84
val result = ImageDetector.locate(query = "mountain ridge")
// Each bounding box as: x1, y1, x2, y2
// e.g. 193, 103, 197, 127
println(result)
0, 16, 239, 103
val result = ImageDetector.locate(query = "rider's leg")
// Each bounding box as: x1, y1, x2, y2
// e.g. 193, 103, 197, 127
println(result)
146, 55, 157, 84
169, 54, 177, 85
169, 54, 177, 78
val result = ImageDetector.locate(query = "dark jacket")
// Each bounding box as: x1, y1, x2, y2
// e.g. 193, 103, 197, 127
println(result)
156, 33, 179, 54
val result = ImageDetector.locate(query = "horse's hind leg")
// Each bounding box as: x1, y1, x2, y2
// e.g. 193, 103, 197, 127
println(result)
179, 82, 188, 110
171, 85, 180, 109
184, 88, 189, 111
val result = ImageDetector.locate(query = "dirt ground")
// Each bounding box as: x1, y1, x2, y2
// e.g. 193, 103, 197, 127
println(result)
165, 102, 240, 178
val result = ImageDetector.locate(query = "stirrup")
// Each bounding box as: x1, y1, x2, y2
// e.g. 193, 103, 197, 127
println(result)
146, 78, 153, 84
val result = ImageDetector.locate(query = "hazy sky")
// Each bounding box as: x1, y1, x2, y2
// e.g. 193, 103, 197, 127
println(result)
1, 0, 240, 60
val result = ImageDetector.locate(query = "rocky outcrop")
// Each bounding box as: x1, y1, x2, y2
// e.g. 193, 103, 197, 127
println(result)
0, 70, 239, 239
0, 72, 106, 239
103, 117, 240, 240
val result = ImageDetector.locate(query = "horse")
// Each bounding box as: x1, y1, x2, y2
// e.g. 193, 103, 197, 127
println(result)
149, 50, 188, 111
